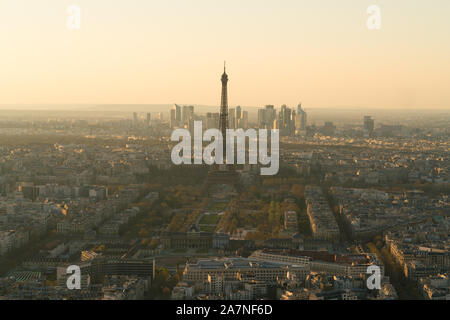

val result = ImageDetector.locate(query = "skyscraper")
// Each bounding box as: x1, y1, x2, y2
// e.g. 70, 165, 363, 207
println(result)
174, 104, 181, 125
133, 112, 138, 127
363, 116, 375, 137
181, 105, 194, 128
235, 105, 241, 119
170, 109, 176, 128
146, 113, 151, 127
296, 103, 307, 132
258, 105, 276, 129
235, 105, 242, 129
182, 105, 188, 125
229, 108, 235, 130
321, 121, 336, 136
242, 111, 248, 129
258, 109, 266, 129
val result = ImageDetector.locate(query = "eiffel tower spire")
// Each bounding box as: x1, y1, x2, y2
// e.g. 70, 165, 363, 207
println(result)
220, 62, 229, 159
202, 63, 240, 196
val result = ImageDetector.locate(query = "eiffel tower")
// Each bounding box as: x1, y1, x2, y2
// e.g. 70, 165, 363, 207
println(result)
203, 63, 240, 195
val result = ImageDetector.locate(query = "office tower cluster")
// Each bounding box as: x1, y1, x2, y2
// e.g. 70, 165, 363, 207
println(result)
170, 104, 195, 129
170, 105, 248, 131
258, 103, 307, 136
227, 106, 249, 130
205, 112, 220, 130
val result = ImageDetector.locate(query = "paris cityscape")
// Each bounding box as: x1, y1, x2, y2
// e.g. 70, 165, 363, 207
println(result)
0, 0, 449, 306
0, 66, 448, 301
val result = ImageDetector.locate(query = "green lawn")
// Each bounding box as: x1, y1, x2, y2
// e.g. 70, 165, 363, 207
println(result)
199, 214, 221, 225
208, 202, 228, 211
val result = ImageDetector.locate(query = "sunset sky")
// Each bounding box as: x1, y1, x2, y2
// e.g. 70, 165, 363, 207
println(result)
0, 0, 449, 109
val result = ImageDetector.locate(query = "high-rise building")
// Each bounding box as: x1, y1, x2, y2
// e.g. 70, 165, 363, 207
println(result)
206, 112, 213, 129
363, 116, 375, 137
235, 106, 242, 128
182, 105, 188, 125
181, 105, 194, 128
170, 109, 176, 128
235, 105, 241, 119
280, 104, 288, 128
242, 111, 248, 129
278, 104, 295, 136
265, 105, 275, 128
258, 109, 266, 129
146, 113, 151, 127
258, 105, 276, 129
321, 121, 336, 136
229, 108, 235, 129
133, 112, 138, 127
174, 104, 181, 124
172, 105, 183, 128
206, 112, 220, 129
296, 103, 307, 132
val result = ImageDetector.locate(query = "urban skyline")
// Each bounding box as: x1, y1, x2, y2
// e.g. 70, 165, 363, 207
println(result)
0, 63, 448, 303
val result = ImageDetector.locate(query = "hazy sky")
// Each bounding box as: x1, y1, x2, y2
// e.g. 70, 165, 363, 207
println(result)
1, 0, 449, 109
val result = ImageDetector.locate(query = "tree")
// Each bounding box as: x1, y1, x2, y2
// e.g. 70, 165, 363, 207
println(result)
291, 184, 305, 198
138, 228, 150, 238
148, 238, 159, 249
